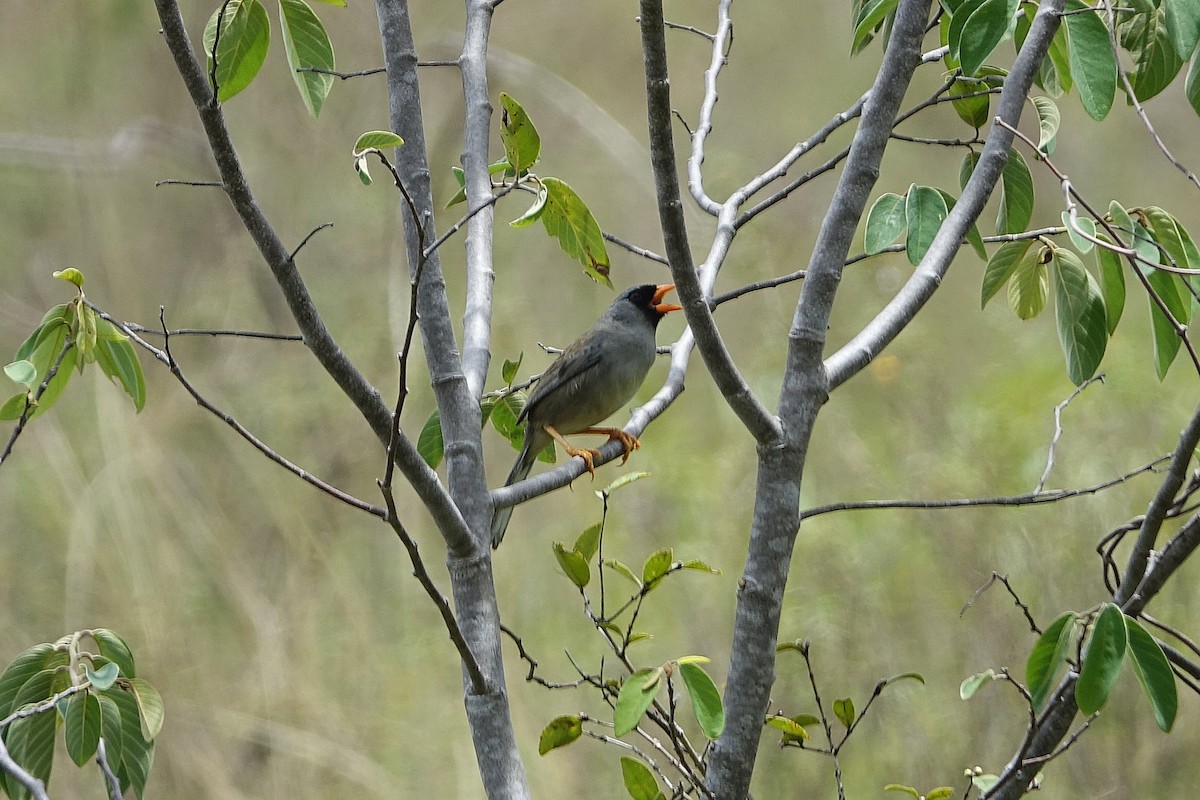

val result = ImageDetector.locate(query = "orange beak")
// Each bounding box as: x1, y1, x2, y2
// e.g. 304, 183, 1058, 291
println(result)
652, 284, 682, 314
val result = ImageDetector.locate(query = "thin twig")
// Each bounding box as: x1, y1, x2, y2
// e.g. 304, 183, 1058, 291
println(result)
378, 483, 487, 693
291, 222, 334, 260
1035, 374, 1105, 493
120, 321, 302, 341
800, 456, 1169, 520
154, 179, 223, 187
603, 231, 669, 265
1100, 0, 1200, 191
960, 573, 1041, 634
96, 304, 386, 516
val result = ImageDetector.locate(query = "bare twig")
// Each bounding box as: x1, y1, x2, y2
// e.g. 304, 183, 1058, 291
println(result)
960, 573, 1042, 635
378, 483, 487, 693
1035, 374, 1105, 493
800, 456, 1169, 520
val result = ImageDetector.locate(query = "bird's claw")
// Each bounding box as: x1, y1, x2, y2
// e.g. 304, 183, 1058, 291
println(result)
564, 446, 602, 478
613, 430, 641, 464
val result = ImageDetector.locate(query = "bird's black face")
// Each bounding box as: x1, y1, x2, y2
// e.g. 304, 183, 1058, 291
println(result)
620, 284, 681, 325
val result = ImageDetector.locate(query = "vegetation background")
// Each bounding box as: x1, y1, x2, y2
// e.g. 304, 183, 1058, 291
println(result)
2, 1, 1199, 797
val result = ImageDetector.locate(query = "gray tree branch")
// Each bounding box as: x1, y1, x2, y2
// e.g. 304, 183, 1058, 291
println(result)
705, 1, 934, 797
374, 3, 530, 799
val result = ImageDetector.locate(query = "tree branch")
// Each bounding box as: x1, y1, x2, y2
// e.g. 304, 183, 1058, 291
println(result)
150, 0, 467, 541
825, 0, 1064, 390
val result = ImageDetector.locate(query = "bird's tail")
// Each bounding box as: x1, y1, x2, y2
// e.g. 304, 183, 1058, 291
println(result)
490, 446, 534, 548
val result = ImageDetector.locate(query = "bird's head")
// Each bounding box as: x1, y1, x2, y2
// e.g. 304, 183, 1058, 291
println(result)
619, 283, 682, 326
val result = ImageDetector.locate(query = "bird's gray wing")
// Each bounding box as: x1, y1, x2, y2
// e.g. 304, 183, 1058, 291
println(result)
517, 330, 609, 423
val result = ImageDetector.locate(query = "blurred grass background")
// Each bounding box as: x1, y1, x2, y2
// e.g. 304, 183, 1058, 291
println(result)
2, 1, 1199, 797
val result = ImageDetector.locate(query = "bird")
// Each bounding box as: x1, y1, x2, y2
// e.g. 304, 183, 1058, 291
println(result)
490, 283, 682, 548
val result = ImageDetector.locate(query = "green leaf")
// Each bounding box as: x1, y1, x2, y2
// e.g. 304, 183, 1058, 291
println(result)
1125, 617, 1178, 732
93, 629, 136, 680
972, 774, 1001, 793
64, 691, 103, 767
510, 180, 549, 229
615, 668, 661, 736
950, 76, 991, 128
832, 697, 855, 728
26, 339, 78, 420
1164, 0, 1200, 59
3, 700, 57, 797
1062, 211, 1096, 254
1147, 268, 1186, 379
52, 267, 85, 290
1008, 244, 1050, 319
4, 360, 37, 389
1051, 248, 1108, 384
1031, 96, 1060, 154
620, 756, 663, 800
538, 715, 583, 755
126, 677, 165, 741
1094, 233, 1126, 334
982, 239, 1033, 307
498, 93, 541, 176
417, 410, 444, 469
1026, 611, 1076, 710
599, 471, 651, 496
679, 662, 724, 739
501, 353, 522, 385
553, 542, 591, 588
489, 392, 523, 441
864, 192, 906, 254
539, 178, 611, 287
959, 149, 979, 191
935, 188, 987, 261
278, 0, 335, 119
997, 148, 1034, 234
86, 662, 120, 692
641, 548, 674, 588
883, 785, 920, 798
353, 130, 404, 153
852, 0, 899, 55
1143, 206, 1198, 274
957, 0, 1018, 77
1076, 603, 1128, 715
1063, 0, 1117, 120
203, 0, 270, 103
1122, 2, 1185, 102
765, 714, 811, 743
959, 669, 997, 699
604, 558, 642, 586
0, 393, 28, 421
97, 692, 124, 774
681, 559, 721, 575
0, 645, 61, 717
926, 788, 957, 800
574, 522, 603, 562
94, 323, 146, 412
15, 304, 71, 361
904, 185, 949, 265
102, 686, 155, 799
1186, 45, 1200, 116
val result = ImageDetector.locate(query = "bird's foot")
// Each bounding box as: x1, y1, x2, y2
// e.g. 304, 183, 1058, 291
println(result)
578, 427, 641, 465
563, 444, 602, 478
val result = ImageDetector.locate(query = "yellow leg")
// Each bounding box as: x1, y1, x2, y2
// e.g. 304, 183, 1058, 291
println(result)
543, 425, 642, 478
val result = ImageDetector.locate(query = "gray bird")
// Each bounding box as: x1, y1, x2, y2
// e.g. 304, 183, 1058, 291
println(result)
490, 283, 681, 547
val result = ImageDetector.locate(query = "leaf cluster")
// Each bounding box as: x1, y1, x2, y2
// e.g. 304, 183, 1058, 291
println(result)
2, 270, 145, 422
0, 630, 163, 800
447, 93, 613, 287
203, 0, 342, 118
